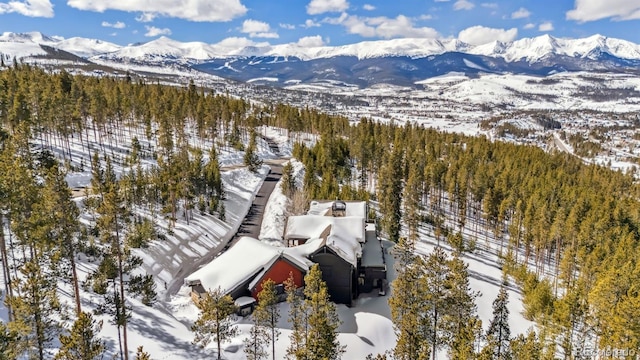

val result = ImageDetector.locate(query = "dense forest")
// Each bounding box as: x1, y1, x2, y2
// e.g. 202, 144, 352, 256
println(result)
294, 112, 640, 358
0, 64, 639, 359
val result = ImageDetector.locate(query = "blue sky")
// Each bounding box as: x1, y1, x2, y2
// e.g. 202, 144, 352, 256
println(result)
1, 0, 640, 47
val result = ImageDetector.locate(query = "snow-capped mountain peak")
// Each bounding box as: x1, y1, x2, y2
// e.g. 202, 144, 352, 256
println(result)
0, 31, 58, 44
2, 31, 640, 90
4, 31, 640, 64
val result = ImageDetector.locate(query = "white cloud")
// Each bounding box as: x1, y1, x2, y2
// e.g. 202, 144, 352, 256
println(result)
362, 4, 375, 11
523, 23, 535, 29
307, 0, 348, 15
481, 2, 498, 9
296, 35, 326, 47
101, 20, 126, 29
303, 19, 321, 28
0, 0, 53, 17
454, 0, 475, 10
419, 14, 433, 20
280, 23, 295, 30
144, 25, 171, 37
67, 0, 247, 22
458, 25, 517, 45
135, 12, 155, 22
511, 7, 530, 19
538, 21, 554, 31
329, 13, 439, 39
240, 19, 279, 39
567, 0, 640, 22
241, 19, 270, 33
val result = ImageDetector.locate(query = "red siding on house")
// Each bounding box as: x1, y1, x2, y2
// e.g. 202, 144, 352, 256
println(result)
251, 258, 304, 298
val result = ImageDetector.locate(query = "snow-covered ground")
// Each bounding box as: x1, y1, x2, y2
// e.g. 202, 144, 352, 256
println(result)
249, 159, 535, 359
1, 120, 533, 359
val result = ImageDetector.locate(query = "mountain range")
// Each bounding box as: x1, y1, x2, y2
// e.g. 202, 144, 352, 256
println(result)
2, 31, 640, 88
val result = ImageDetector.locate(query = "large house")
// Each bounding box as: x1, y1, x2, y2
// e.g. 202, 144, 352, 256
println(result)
185, 200, 387, 311
284, 200, 387, 306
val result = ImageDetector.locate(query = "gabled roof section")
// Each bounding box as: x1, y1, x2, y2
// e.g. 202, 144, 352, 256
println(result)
248, 252, 312, 291
185, 236, 312, 297
284, 215, 364, 267
184, 237, 273, 295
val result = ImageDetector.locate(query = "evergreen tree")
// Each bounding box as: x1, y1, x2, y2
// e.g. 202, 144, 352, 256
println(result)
389, 238, 430, 360
244, 129, 263, 172
243, 323, 268, 360
304, 264, 345, 360
42, 164, 83, 316
281, 162, 296, 197
192, 287, 239, 360
445, 255, 482, 360
285, 273, 307, 360
483, 284, 512, 360
423, 247, 450, 360
54, 312, 105, 360
377, 143, 403, 242
510, 331, 541, 360
0, 320, 20, 360
253, 279, 281, 360
93, 156, 131, 360
134, 346, 151, 360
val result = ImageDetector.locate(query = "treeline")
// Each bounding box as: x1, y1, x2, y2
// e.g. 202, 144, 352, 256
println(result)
294, 117, 640, 356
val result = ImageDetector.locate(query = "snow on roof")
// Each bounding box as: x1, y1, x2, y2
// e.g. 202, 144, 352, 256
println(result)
235, 296, 256, 307
307, 200, 367, 218
284, 215, 365, 267
185, 236, 311, 296
185, 237, 280, 295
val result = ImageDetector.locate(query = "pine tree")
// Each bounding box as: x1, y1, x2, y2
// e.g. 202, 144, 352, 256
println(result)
423, 247, 450, 360
244, 129, 263, 172
377, 143, 403, 242
253, 279, 281, 360
94, 156, 131, 360
42, 164, 83, 316
0, 320, 20, 360
285, 273, 307, 360
281, 162, 296, 197
134, 346, 151, 360
243, 323, 268, 360
483, 284, 512, 360
510, 331, 541, 360
54, 312, 105, 360
389, 238, 430, 360
192, 287, 239, 360
445, 255, 481, 360
304, 264, 345, 360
